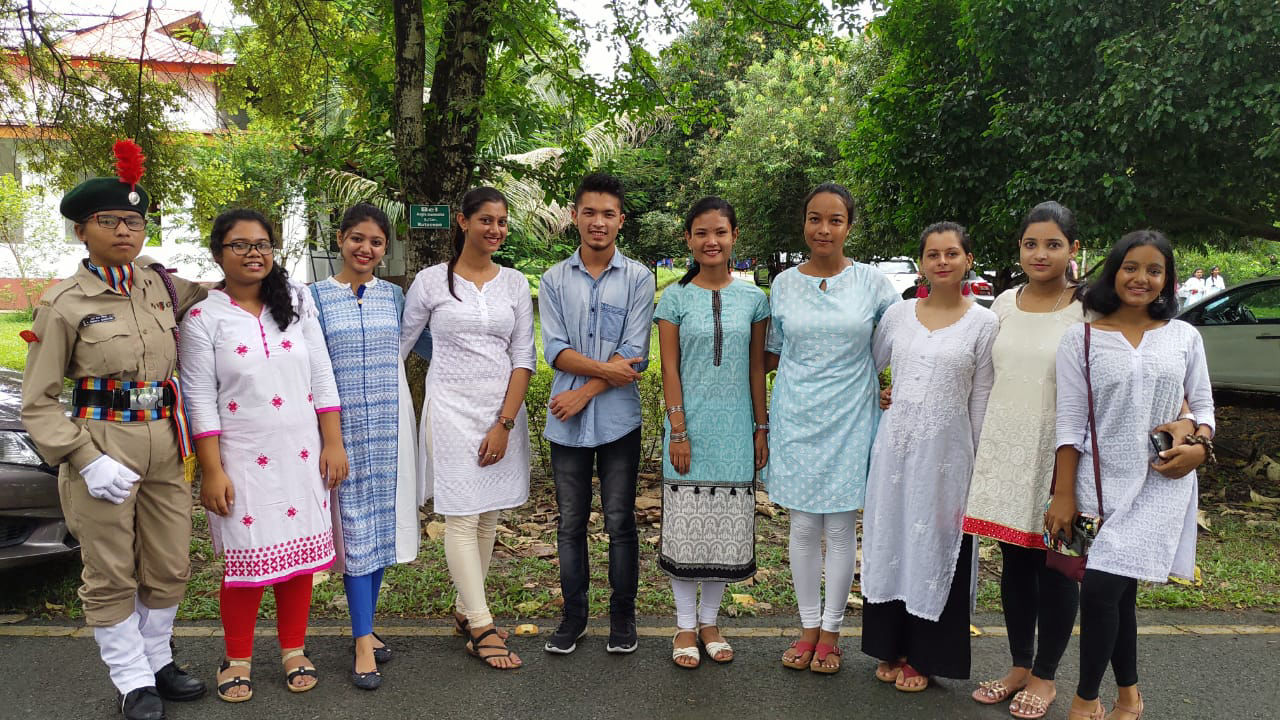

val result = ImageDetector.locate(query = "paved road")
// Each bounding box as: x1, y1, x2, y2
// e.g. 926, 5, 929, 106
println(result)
2, 611, 1276, 719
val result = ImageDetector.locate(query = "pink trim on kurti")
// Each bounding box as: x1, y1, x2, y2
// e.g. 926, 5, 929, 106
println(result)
315, 406, 340, 413
222, 529, 335, 587
192, 430, 222, 439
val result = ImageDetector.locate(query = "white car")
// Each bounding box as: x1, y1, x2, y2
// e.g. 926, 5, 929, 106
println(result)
1177, 276, 1280, 393
871, 257, 919, 296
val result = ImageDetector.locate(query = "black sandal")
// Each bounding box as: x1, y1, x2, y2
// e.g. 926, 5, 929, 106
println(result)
282, 648, 318, 693
466, 627, 521, 670
455, 614, 509, 641
371, 631, 391, 664
216, 659, 252, 703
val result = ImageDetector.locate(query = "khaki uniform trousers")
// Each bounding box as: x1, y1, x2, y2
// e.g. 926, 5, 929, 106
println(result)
58, 417, 191, 627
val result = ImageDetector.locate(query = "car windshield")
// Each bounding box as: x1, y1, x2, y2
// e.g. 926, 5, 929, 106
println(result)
874, 260, 917, 274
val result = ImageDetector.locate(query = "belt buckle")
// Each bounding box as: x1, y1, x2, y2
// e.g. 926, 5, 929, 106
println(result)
129, 387, 162, 411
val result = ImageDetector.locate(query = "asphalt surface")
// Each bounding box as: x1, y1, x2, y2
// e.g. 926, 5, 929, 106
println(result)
2, 611, 1276, 719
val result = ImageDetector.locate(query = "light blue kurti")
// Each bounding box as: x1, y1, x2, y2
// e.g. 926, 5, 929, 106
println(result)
310, 278, 401, 576
763, 263, 899, 513
655, 279, 770, 581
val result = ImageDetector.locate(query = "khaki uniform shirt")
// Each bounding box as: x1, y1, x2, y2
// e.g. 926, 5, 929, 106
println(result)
20, 256, 207, 470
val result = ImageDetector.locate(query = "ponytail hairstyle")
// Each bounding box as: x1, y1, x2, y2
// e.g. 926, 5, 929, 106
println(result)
210, 208, 298, 331
339, 202, 391, 238
918, 220, 971, 256
447, 187, 508, 301
802, 182, 855, 219
679, 196, 737, 286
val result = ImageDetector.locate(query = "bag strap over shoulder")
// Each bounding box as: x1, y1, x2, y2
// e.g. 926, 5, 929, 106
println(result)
1084, 323, 1105, 519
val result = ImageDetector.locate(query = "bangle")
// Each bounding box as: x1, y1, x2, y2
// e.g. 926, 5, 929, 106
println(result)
1182, 433, 1216, 465
669, 430, 689, 443
754, 423, 769, 432
665, 405, 684, 418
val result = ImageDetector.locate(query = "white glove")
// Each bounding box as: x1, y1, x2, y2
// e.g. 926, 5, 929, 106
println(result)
80, 455, 140, 504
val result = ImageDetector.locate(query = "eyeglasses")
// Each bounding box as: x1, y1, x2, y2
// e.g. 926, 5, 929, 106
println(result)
91, 214, 146, 231
225, 241, 275, 256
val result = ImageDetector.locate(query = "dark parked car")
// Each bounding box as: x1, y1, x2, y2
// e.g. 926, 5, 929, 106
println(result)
0, 372, 79, 570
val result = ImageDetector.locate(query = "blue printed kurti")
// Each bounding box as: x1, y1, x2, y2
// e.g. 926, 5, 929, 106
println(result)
763, 263, 900, 513
311, 278, 403, 576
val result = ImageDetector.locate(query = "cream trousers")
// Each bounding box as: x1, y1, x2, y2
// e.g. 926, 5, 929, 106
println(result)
444, 510, 500, 629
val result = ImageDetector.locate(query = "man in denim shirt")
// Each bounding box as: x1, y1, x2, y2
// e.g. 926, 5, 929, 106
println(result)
540, 173, 655, 655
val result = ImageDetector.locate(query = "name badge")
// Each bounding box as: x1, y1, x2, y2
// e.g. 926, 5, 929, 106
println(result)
79, 314, 116, 328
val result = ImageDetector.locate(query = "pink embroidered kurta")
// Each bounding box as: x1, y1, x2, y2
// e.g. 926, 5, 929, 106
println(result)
179, 281, 341, 586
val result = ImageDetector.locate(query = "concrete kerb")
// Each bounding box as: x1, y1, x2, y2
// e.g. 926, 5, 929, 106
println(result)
2, 623, 1276, 639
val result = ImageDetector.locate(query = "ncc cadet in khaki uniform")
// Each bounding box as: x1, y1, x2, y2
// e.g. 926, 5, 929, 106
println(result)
20, 142, 208, 720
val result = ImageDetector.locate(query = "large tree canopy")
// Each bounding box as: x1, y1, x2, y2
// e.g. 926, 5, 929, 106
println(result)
848, 0, 1280, 277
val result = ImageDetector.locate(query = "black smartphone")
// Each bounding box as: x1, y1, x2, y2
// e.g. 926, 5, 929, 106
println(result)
1150, 430, 1174, 456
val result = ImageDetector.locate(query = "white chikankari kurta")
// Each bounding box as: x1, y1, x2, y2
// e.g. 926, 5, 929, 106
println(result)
964, 289, 1087, 547
861, 300, 998, 621
400, 264, 536, 516
1055, 320, 1214, 582
180, 282, 341, 586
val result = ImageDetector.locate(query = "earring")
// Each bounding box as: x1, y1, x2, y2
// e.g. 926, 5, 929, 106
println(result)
962, 283, 971, 296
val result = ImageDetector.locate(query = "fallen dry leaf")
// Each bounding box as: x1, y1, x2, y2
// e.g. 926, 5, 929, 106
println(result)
514, 600, 541, 615
496, 524, 516, 536
846, 592, 863, 609
0, 614, 27, 624
426, 520, 446, 541
730, 593, 756, 607
518, 543, 557, 559
1249, 489, 1280, 505
1196, 509, 1212, 532
44, 602, 63, 612
635, 496, 661, 510
312, 571, 330, 586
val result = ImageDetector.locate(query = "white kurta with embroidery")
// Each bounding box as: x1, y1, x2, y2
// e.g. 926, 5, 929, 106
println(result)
399, 264, 536, 516
180, 282, 341, 587
861, 300, 998, 621
1055, 321, 1215, 583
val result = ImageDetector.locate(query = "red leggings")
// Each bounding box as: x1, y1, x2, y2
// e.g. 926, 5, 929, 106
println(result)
220, 573, 314, 658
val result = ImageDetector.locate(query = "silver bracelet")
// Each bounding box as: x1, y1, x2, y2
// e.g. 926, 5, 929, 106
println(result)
665, 405, 685, 417
754, 423, 769, 432
669, 430, 689, 443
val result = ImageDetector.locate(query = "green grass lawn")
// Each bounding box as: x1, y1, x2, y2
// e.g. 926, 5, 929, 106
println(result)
0, 312, 33, 372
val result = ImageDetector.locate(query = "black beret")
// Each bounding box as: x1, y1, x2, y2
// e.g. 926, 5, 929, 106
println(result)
59, 177, 150, 221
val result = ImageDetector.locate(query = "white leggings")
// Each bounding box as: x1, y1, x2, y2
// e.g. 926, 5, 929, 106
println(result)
444, 511, 500, 629
789, 509, 858, 633
671, 579, 728, 630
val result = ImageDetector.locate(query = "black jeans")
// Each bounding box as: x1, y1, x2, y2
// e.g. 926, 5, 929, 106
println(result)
1076, 569, 1139, 701
1000, 542, 1080, 680
550, 428, 641, 621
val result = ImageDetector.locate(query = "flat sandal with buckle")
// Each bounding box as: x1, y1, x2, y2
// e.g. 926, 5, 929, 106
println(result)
216, 659, 252, 703
281, 648, 318, 693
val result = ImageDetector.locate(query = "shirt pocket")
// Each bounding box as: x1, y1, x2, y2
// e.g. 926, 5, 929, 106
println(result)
77, 321, 139, 375
600, 302, 627, 343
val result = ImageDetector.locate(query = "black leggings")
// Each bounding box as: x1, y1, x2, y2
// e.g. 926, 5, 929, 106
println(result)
1076, 569, 1139, 701
999, 542, 1079, 680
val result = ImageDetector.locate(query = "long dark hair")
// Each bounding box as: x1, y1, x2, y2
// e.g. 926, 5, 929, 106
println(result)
448, 187, 507, 301
1082, 229, 1179, 320
339, 202, 391, 237
210, 208, 298, 331
679, 196, 737, 286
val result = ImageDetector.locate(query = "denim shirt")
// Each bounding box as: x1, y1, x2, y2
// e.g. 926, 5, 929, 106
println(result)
540, 248, 655, 447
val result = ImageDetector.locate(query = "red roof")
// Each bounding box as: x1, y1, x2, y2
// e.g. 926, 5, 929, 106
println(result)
54, 8, 231, 68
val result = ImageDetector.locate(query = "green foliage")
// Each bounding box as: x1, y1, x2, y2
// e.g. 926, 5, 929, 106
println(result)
1175, 242, 1280, 285
847, 0, 1280, 277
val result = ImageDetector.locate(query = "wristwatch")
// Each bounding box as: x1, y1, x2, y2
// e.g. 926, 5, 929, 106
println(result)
1177, 412, 1197, 427
497, 416, 515, 431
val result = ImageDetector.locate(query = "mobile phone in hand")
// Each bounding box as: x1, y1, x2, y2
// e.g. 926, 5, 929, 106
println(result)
1150, 430, 1174, 456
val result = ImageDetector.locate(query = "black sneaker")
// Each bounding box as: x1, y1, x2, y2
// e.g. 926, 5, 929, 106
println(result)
543, 617, 588, 655
605, 615, 638, 654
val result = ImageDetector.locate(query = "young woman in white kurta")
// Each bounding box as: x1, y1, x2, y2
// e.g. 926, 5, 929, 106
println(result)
181, 209, 347, 698
860, 222, 997, 692
1048, 231, 1214, 720
400, 187, 535, 670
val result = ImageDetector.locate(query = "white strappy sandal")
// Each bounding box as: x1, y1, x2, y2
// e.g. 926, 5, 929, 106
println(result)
671, 630, 701, 669
698, 624, 734, 664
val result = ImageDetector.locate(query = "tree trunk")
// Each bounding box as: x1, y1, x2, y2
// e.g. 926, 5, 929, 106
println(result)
392, 0, 496, 278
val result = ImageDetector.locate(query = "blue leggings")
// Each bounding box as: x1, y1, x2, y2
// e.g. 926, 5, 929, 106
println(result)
344, 568, 386, 638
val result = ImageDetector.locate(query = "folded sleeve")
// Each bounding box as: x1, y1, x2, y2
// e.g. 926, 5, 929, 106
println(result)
615, 267, 656, 371
1054, 325, 1089, 452
539, 270, 572, 369
508, 271, 536, 373
1182, 325, 1216, 433
299, 286, 340, 412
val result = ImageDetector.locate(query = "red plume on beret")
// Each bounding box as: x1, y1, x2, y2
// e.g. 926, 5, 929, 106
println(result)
112, 139, 146, 191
